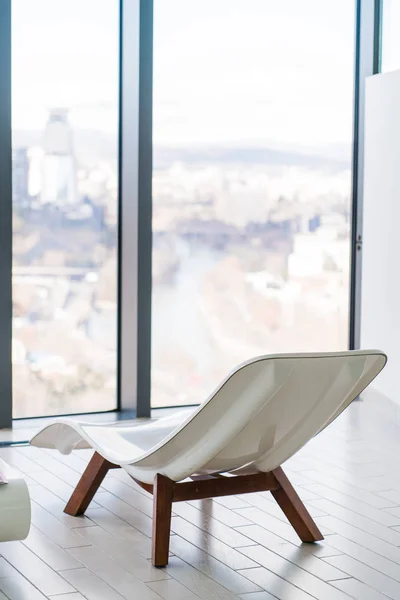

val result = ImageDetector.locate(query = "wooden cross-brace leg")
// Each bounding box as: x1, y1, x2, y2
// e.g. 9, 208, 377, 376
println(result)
152, 474, 174, 567
150, 468, 323, 567
64, 451, 119, 516
271, 467, 323, 542
63, 454, 322, 566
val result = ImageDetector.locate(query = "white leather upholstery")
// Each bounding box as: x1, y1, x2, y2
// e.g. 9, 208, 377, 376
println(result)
31, 350, 386, 484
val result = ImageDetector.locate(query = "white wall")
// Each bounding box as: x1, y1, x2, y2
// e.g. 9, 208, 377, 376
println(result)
361, 69, 400, 403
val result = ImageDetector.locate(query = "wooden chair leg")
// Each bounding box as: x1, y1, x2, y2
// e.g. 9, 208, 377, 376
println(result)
64, 451, 115, 516
271, 467, 323, 542
152, 473, 174, 567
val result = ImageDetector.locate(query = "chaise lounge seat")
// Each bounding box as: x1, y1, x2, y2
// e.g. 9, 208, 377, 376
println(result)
30, 350, 386, 566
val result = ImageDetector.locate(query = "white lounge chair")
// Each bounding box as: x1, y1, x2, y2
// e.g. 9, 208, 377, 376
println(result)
31, 350, 386, 566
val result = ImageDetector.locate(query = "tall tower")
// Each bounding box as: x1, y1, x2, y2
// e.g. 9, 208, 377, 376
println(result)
41, 108, 79, 207
12, 147, 29, 207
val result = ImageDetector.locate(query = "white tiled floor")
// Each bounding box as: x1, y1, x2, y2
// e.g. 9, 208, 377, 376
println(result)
0, 388, 399, 599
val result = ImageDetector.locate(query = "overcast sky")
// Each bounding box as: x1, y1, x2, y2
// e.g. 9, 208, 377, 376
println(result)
13, 0, 359, 149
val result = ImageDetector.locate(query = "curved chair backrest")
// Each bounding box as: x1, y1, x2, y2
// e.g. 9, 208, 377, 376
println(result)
126, 350, 386, 482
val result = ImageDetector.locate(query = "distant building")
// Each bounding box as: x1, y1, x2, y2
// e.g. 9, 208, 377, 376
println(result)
12, 147, 29, 207
41, 108, 79, 207
27, 147, 44, 199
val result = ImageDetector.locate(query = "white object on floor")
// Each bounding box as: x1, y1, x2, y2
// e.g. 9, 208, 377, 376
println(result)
30, 350, 386, 484
0, 457, 30, 541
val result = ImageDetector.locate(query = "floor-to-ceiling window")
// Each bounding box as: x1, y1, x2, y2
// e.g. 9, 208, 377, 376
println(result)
151, 0, 356, 408
1, 0, 380, 421
12, 0, 119, 417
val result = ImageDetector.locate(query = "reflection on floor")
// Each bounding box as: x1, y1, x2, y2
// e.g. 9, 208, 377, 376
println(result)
0, 387, 399, 599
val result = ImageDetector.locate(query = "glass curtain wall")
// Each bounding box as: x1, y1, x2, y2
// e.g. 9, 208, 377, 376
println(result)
7, 0, 368, 417
151, 0, 356, 408
12, 0, 120, 417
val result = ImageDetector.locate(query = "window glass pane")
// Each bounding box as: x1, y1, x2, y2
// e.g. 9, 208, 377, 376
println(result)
381, 0, 400, 72
152, 0, 355, 407
12, 0, 119, 417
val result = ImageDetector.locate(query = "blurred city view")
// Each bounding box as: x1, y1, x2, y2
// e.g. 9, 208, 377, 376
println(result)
151, 0, 355, 407
151, 145, 351, 407
12, 0, 119, 417
12, 0, 355, 416
12, 109, 118, 418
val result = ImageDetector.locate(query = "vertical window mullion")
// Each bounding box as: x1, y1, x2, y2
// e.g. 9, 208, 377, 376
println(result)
350, 0, 381, 349
0, 0, 12, 428
119, 0, 153, 417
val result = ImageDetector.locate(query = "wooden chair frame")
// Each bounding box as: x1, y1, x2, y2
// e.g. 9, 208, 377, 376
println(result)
64, 451, 323, 567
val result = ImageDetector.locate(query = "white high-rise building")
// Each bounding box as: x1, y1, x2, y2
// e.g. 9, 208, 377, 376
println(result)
41, 108, 79, 206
